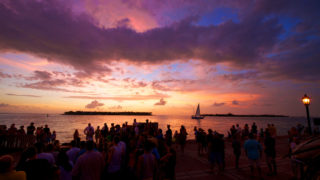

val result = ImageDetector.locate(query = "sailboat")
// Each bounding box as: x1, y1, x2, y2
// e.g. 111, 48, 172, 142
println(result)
191, 104, 205, 119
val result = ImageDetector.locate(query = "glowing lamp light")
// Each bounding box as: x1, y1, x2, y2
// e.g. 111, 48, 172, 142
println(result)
302, 94, 310, 105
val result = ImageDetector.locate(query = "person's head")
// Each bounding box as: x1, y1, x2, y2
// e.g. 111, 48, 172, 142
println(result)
31, 122, 34, 126
70, 140, 76, 147
194, 126, 197, 131
104, 123, 107, 126
248, 133, 255, 139
113, 136, 120, 145
265, 130, 271, 137
20, 126, 24, 129
54, 140, 60, 148
57, 151, 72, 172
88, 123, 91, 127
45, 124, 48, 128
134, 119, 136, 122
53, 131, 56, 134
0, 155, 14, 173
46, 144, 54, 152
34, 142, 44, 153
10, 124, 15, 128
167, 125, 170, 129
80, 141, 86, 149
97, 126, 100, 129
208, 129, 213, 134
86, 141, 94, 151
25, 147, 37, 160
236, 124, 239, 127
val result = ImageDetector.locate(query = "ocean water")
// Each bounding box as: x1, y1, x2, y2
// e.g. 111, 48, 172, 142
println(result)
0, 113, 309, 143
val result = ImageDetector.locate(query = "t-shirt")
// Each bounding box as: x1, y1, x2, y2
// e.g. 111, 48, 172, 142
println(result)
72, 151, 104, 180
67, 147, 80, 164
37, 152, 55, 165
244, 139, 262, 160
0, 170, 26, 180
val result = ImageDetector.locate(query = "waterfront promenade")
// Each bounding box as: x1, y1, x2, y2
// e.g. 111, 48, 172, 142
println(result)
175, 136, 292, 180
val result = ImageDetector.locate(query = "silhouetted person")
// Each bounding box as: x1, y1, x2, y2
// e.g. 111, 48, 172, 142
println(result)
137, 140, 157, 180
244, 133, 262, 178
232, 135, 241, 169
264, 131, 277, 176
27, 123, 35, 135
165, 125, 172, 146
72, 141, 104, 180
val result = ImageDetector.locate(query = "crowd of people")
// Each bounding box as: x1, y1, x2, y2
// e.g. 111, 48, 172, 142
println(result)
193, 123, 278, 178
0, 119, 180, 180
1, 119, 316, 180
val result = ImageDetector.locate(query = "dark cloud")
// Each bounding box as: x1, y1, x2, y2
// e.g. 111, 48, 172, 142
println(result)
6, 93, 41, 98
85, 100, 104, 109
232, 100, 239, 105
222, 71, 259, 82
20, 70, 90, 92
0, 0, 281, 74
0, 0, 319, 82
66, 93, 169, 101
0, 103, 10, 107
154, 98, 167, 105
213, 102, 225, 107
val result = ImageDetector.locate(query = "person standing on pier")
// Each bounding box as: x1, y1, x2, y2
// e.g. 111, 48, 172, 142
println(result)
84, 123, 94, 141
165, 125, 173, 146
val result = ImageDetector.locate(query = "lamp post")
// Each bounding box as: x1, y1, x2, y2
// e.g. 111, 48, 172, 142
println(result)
302, 94, 311, 135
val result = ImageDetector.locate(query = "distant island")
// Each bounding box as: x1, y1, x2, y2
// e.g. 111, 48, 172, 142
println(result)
202, 113, 288, 117
64, 111, 152, 116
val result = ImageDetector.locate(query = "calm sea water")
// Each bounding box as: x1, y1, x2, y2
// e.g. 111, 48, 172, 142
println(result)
0, 113, 308, 142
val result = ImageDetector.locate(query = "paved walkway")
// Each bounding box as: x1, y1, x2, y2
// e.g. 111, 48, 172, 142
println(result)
175, 137, 294, 180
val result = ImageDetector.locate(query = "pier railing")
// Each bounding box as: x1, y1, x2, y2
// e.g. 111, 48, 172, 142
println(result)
0, 134, 36, 151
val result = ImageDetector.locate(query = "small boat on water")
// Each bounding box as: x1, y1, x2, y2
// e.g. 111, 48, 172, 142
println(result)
191, 104, 205, 119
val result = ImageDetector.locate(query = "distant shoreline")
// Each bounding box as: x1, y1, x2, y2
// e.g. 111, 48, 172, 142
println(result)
202, 113, 289, 117
63, 111, 152, 116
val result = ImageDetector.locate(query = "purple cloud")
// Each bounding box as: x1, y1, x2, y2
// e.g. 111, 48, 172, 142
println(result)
0, 0, 281, 73
66, 93, 169, 101
232, 100, 239, 105
6, 93, 41, 98
154, 98, 167, 106
0, 71, 12, 78
0, 103, 10, 108
0, 0, 319, 82
213, 102, 225, 107
85, 100, 104, 109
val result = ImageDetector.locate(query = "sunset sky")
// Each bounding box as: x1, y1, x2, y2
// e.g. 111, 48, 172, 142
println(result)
0, 0, 319, 116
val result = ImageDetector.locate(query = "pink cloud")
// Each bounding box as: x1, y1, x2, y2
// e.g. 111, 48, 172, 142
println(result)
85, 100, 104, 109
154, 98, 167, 105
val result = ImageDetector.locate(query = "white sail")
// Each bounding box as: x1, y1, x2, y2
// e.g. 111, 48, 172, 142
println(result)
191, 103, 204, 119
195, 104, 200, 117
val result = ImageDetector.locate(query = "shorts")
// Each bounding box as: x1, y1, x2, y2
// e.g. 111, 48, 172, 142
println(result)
248, 158, 260, 167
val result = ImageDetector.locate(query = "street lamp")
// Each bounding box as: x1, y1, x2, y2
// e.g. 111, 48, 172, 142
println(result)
302, 94, 312, 135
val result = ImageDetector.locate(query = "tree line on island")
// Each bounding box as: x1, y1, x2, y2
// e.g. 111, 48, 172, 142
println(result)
64, 111, 152, 116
